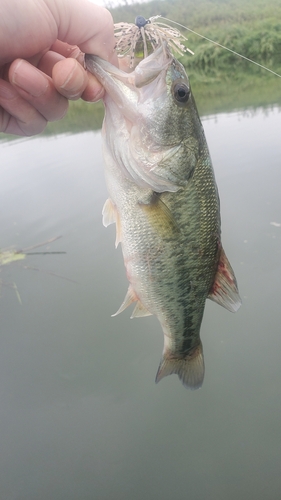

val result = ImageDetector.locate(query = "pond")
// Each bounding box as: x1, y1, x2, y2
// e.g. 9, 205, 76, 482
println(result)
0, 103, 281, 499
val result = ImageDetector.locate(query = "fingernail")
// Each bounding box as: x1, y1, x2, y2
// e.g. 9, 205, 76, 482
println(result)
59, 61, 85, 93
66, 46, 84, 64
11, 60, 48, 97
91, 86, 104, 102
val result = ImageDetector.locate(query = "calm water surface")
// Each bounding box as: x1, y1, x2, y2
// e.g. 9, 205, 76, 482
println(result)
0, 106, 281, 500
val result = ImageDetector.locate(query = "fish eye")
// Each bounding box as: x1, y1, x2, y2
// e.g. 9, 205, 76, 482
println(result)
173, 83, 190, 104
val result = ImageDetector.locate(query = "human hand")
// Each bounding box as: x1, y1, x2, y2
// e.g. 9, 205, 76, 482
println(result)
0, 0, 117, 136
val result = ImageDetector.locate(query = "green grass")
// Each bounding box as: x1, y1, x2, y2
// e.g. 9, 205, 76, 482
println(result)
1, 0, 281, 140
47, 0, 281, 133
111, 0, 281, 70
44, 99, 105, 135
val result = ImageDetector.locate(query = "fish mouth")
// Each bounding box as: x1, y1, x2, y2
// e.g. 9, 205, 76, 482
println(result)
85, 43, 172, 90
85, 45, 181, 193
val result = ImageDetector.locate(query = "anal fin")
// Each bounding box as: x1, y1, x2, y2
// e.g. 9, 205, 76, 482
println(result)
112, 285, 137, 317
208, 247, 241, 313
131, 301, 152, 318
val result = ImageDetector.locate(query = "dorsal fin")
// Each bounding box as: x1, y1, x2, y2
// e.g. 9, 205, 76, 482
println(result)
208, 247, 241, 313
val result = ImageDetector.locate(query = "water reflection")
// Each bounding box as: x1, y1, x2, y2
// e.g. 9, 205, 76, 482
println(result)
0, 107, 281, 500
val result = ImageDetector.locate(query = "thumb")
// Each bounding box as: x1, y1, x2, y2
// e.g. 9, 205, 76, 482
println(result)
45, 0, 117, 64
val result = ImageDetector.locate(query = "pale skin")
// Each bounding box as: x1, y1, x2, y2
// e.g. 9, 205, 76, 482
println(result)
0, 0, 118, 136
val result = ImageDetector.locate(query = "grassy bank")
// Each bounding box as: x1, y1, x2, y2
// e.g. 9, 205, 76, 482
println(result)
44, 67, 281, 136
111, 0, 281, 69
2, 0, 281, 140
45, 0, 281, 134
44, 99, 104, 136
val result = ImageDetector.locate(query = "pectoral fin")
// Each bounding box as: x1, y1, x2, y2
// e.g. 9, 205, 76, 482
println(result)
102, 198, 122, 248
208, 247, 241, 313
102, 198, 115, 227
139, 193, 180, 236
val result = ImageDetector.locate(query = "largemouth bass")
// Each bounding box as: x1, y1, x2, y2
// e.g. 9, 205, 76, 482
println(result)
85, 41, 241, 390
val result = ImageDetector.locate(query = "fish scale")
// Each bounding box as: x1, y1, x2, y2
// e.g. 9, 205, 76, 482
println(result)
85, 34, 241, 390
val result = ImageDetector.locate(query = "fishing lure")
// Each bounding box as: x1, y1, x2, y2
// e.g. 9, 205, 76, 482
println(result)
114, 15, 281, 78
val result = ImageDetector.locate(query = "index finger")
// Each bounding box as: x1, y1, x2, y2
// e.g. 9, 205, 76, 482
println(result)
50, 40, 83, 62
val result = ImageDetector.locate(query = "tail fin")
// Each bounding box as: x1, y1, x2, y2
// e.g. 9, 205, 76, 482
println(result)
155, 342, 205, 390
